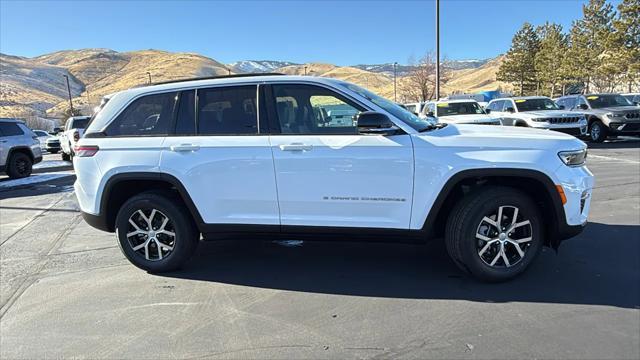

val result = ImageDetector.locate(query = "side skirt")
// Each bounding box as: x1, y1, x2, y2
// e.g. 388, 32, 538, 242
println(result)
201, 224, 429, 244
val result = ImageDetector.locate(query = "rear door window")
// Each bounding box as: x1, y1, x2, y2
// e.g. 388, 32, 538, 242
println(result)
197, 86, 258, 135
106, 92, 178, 136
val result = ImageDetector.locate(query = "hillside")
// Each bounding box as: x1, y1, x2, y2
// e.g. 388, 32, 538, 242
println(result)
0, 48, 505, 119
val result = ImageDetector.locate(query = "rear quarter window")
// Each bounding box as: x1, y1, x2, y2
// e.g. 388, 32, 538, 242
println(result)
0, 122, 24, 136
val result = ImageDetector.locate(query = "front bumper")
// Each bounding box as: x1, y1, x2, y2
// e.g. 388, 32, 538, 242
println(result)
552, 125, 588, 137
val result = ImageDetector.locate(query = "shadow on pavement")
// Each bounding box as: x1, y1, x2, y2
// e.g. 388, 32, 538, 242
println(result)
0, 175, 76, 200
587, 138, 640, 149
161, 222, 640, 309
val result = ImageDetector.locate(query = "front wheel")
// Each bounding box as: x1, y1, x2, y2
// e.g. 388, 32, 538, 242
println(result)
445, 186, 543, 282
115, 191, 199, 272
589, 120, 607, 143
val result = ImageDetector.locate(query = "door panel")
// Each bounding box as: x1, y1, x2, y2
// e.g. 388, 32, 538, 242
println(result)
270, 134, 414, 229
161, 136, 279, 225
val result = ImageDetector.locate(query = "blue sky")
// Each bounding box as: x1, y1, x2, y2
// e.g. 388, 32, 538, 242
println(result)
0, 0, 620, 65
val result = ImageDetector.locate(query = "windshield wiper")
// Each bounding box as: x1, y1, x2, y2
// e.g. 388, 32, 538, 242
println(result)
418, 123, 447, 132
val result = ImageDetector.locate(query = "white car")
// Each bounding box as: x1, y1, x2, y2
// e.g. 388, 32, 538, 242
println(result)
404, 102, 426, 116
422, 99, 502, 125
59, 116, 90, 161
74, 74, 593, 282
487, 96, 588, 137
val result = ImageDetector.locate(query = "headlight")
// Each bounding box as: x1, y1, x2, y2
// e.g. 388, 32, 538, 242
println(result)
606, 112, 623, 118
558, 149, 587, 167
532, 118, 548, 122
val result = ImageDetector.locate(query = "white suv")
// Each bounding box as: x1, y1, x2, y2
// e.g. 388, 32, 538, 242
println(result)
422, 99, 502, 125
75, 75, 594, 282
487, 96, 588, 137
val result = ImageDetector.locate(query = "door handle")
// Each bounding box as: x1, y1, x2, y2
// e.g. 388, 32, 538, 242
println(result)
170, 144, 200, 152
279, 143, 313, 152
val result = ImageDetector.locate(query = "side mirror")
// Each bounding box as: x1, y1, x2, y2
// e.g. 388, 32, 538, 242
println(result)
558, 105, 565, 109
427, 111, 435, 117
356, 111, 399, 135
578, 104, 589, 110
484, 108, 491, 114
505, 107, 515, 113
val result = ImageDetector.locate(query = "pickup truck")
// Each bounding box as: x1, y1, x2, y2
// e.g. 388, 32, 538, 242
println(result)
59, 116, 90, 161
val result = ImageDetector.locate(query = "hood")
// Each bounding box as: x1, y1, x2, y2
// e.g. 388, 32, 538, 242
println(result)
518, 110, 582, 119
414, 123, 586, 152
438, 114, 499, 124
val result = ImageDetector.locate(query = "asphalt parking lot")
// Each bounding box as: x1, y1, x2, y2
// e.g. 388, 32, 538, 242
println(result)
1, 142, 639, 359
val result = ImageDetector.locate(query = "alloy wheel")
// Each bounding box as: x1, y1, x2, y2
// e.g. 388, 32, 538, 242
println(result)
475, 205, 533, 268
126, 209, 176, 261
591, 124, 601, 141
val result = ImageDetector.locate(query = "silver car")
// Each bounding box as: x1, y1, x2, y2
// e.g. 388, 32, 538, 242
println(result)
0, 119, 43, 178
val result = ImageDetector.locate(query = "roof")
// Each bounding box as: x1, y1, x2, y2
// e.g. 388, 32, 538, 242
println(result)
429, 99, 480, 104
115, 75, 345, 99
489, 96, 549, 102
0, 118, 24, 123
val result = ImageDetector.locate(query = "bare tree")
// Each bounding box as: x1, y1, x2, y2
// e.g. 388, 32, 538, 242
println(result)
400, 52, 451, 102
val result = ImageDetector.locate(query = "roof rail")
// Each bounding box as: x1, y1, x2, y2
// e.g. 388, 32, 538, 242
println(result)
150, 73, 285, 86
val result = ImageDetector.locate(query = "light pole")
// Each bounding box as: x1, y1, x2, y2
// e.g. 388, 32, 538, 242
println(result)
393, 62, 398, 102
147, 72, 152, 84
435, 0, 440, 100
304, 65, 308, 76
62, 75, 74, 114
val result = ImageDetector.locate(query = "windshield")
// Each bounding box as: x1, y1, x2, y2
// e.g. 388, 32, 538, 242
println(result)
585, 94, 633, 108
514, 98, 560, 112
436, 102, 485, 116
338, 82, 434, 131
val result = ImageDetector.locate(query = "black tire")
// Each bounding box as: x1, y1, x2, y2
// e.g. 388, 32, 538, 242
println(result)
61, 151, 70, 161
115, 191, 199, 272
6, 152, 33, 179
445, 186, 543, 282
589, 120, 607, 143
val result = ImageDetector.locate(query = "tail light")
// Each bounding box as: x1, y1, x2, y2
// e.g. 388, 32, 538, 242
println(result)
74, 145, 99, 157
73, 131, 80, 142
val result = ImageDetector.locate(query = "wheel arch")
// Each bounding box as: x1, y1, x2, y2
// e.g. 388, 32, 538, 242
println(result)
421, 168, 567, 248
99, 172, 204, 232
7, 146, 35, 162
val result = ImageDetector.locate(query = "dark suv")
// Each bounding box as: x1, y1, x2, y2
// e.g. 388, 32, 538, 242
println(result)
555, 94, 640, 142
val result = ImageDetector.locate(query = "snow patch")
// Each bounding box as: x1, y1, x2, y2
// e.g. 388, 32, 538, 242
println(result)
33, 160, 72, 169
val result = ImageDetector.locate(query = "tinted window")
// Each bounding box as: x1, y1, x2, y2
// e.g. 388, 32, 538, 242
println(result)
175, 90, 195, 135
502, 100, 514, 111
514, 98, 560, 112
34, 130, 48, 136
436, 102, 484, 116
107, 92, 178, 136
71, 118, 89, 129
272, 84, 364, 135
0, 122, 24, 136
585, 94, 633, 108
197, 86, 257, 135
576, 96, 588, 108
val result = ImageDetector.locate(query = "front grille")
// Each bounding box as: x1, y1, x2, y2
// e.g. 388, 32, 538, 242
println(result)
552, 127, 583, 136
625, 112, 640, 119
621, 123, 640, 131
543, 116, 580, 124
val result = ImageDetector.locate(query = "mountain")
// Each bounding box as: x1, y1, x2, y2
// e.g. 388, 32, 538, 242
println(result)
0, 48, 503, 119
228, 60, 299, 73
444, 56, 511, 94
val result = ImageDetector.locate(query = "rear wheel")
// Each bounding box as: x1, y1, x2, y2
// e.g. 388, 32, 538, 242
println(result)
6, 152, 33, 179
115, 191, 199, 272
589, 120, 607, 142
445, 186, 543, 282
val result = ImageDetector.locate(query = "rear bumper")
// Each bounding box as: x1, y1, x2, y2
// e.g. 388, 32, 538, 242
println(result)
81, 211, 111, 232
